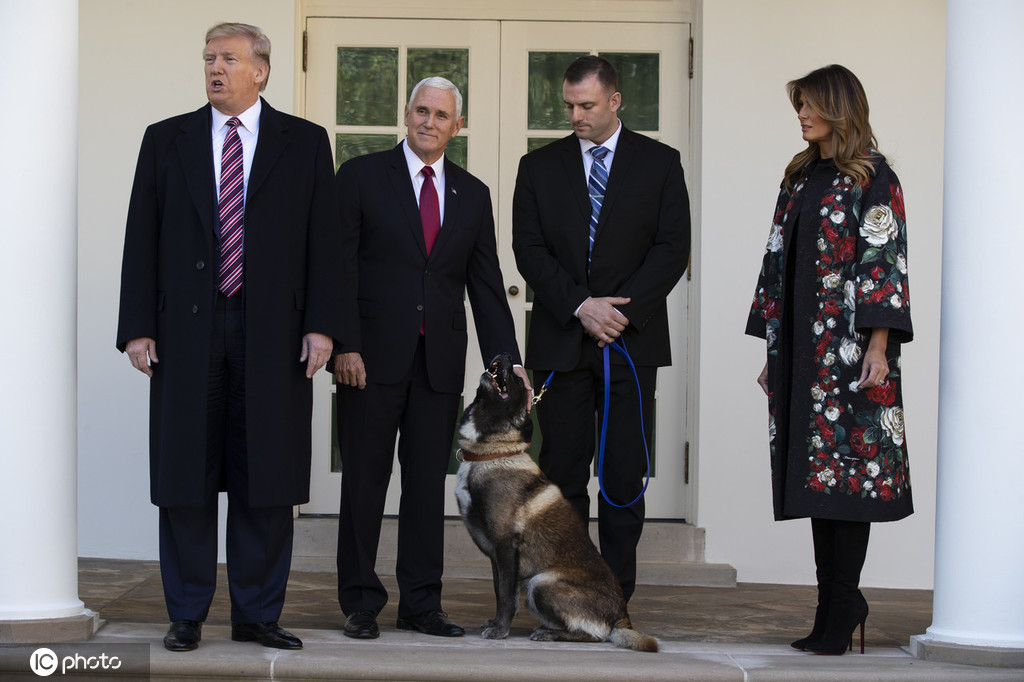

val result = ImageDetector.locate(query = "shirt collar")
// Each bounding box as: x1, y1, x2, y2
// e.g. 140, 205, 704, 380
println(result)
402, 138, 445, 182
579, 119, 622, 156
211, 98, 262, 136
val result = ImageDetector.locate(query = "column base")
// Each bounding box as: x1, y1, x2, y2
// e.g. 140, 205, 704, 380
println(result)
0, 610, 102, 644
910, 634, 1024, 668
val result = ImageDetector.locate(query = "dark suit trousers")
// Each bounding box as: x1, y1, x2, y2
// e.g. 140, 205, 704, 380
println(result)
534, 343, 656, 601
336, 336, 460, 617
159, 292, 295, 623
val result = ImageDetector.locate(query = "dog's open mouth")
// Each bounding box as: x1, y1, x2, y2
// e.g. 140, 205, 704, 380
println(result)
488, 358, 509, 400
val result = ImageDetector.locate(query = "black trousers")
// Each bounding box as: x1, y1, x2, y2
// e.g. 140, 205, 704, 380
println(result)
159, 292, 295, 623
336, 336, 460, 617
534, 342, 656, 601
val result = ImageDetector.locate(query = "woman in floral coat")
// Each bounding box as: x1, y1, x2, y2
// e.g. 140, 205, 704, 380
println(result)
746, 65, 913, 656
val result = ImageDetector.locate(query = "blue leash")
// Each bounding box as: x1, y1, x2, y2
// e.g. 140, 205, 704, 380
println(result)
533, 338, 651, 508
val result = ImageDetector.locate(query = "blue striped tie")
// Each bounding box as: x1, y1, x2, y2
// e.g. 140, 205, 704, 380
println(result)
587, 145, 610, 269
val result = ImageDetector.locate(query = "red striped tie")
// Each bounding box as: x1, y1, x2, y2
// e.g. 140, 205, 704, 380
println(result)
218, 117, 244, 297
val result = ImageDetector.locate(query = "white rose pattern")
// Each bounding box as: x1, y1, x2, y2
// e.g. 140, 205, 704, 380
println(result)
839, 337, 862, 366
860, 204, 898, 246
767, 223, 784, 252
880, 406, 905, 447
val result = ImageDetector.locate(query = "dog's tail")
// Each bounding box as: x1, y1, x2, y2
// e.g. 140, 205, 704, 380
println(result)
610, 618, 658, 653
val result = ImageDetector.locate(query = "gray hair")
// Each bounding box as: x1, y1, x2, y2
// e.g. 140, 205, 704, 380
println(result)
205, 23, 272, 92
409, 77, 463, 118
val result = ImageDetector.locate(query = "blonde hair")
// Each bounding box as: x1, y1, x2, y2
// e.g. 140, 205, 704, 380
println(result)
784, 65, 879, 190
205, 23, 271, 91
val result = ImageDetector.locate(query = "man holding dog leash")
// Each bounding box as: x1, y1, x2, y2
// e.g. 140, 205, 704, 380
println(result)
512, 56, 691, 601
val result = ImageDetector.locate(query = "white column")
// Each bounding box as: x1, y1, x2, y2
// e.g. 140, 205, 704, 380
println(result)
0, 0, 96, 642
910, 0, 1024, 667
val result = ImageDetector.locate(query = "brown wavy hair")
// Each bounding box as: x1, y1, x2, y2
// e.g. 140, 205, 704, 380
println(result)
784, 65, 880, 190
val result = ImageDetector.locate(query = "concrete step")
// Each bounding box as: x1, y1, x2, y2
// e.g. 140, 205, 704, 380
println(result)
77, 623, 1024, 682
294, 517, 737, 588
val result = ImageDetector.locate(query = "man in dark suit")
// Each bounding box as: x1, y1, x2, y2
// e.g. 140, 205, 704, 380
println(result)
333, 77, 528, 640
512, 56, 690, 601
116, 23, 341, 652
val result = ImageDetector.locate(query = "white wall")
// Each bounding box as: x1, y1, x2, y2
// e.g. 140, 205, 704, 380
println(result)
696, 0, 945, 588
77, 0, 946, 588
77, 1, 297, 559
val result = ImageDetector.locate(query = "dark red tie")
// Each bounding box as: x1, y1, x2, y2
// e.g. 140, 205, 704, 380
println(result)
218, 118, 244, 296
419, 165, 441, 255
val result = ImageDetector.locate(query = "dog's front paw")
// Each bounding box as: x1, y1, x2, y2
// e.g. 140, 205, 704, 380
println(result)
480, 619, 510, 639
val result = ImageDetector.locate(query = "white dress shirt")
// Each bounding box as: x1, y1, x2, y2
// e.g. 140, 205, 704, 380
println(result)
402, 138, 447, 222
212, 99, 262, 208
578, 119, 622, 179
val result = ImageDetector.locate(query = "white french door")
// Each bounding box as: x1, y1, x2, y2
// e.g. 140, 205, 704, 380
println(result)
301, 16, 691, 519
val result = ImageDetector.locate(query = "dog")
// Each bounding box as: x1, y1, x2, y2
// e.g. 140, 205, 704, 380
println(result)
454, 353, 658, 653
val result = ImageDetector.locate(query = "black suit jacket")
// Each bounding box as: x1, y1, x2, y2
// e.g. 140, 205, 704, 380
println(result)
512, 127, 691, 370
116, 99, 342, 507
335, 143, 519, 393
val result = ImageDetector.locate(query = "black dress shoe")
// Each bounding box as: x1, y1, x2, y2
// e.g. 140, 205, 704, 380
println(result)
343, 610, 380, 639
231, 621, 303, 649
396, 610, 465, 637
163, 620, 201, 651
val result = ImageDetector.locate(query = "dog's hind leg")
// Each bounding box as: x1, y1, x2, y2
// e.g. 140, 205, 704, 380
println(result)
481, 544, 519, 639
526, 575, 610, 643
529, 626, 602, 643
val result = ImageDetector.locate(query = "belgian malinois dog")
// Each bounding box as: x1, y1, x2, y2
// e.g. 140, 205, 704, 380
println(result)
454, 353, 657, 652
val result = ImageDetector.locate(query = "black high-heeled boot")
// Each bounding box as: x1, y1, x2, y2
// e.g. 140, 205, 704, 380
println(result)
791, 518, 834, 651
807, 585, 868, 654
807, 520, 870, 655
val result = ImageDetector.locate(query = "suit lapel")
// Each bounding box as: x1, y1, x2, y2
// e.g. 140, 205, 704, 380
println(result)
248, 98, 287, 199
558, 134, 591, 221
594, 126, 635, 237
385, 144, 429, 258
431, 158, 464, 259
175, 105, 215, 248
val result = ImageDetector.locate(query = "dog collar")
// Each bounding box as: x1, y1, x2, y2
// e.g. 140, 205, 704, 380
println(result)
455, 448, 526, 462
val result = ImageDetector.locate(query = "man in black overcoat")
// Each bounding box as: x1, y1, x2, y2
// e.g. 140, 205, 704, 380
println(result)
512, 56, 691, 601
332, 77, 528, 640
116, 23, 342, 651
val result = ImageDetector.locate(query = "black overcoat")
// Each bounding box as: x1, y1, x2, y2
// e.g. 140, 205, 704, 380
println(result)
116, 99, 342, 508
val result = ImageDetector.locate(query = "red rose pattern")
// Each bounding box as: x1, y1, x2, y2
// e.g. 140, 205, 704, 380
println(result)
866, 380, 896, 406
850, 426, 878, 459
890, 184, 906, 221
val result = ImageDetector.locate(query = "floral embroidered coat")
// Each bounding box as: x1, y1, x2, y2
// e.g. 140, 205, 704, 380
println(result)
746, 156, 914, 522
